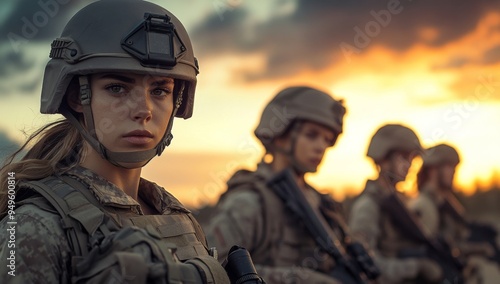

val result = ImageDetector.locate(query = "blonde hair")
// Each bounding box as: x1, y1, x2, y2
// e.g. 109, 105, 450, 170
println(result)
0, 119, 85, 218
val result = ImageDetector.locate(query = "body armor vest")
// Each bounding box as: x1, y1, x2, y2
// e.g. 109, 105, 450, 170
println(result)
361, 181, 418, 258
17, 175, 209, 267
222, 170, 344, 273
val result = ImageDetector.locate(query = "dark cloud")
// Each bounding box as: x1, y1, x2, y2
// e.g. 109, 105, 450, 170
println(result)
0, 0, 90, 45
432, 45, 500, 70
0, 130, 21, 164
192, 0, 500, 81
0, 49, 34, 76
0, 0, 94, 95
482, 45, 500, 65
433, 56, 471, 70
0, 47, 45, 96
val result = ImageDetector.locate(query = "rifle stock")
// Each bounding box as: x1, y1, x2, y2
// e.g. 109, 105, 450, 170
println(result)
381, 193, 464, 284
267, 169, 379, 284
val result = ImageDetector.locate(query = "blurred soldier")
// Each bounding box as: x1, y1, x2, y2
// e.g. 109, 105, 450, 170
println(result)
204, 86, 365, 283
410, 143, 500, 284
348, 124, 447, 283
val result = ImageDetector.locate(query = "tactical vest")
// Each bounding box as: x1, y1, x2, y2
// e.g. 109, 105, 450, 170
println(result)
222, 170, 344, 273
17, 174, 210, 279
360, 181, 417, 258
423, 188, 467, 243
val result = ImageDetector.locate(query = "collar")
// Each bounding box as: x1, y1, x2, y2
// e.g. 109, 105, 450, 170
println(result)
65, 166, 188, 215
419, 184, 445, 205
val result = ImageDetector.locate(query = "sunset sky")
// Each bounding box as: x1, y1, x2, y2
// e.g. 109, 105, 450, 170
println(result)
0, 0, 499, 207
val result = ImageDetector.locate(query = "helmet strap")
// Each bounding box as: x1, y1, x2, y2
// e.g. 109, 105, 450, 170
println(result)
437, 165, 453, 191
266, 121, 311, 175
62, 76, 183, 169
378, 156, 402, 187
286, 121, 312, 175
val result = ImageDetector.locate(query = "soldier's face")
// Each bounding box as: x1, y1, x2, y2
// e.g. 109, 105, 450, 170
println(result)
438, 164, 456, 190
80, 72, 174, 156
293, 122, 336, 172
388, 151, 416, 183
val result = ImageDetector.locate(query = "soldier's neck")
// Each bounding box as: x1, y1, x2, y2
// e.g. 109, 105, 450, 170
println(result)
80, 156, 142, 200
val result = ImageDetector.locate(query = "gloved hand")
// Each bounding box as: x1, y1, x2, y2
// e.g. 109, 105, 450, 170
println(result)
416, 258, 443, 282
460, 242, 495, 257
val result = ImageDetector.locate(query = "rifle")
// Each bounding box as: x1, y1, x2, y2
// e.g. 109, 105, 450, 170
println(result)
267, 169, 380, 284
440, 194, 500, 264
381, 192, 464, 284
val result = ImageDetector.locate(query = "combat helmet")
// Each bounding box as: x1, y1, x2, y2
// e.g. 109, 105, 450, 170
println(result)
367, 124, 423, 163
40, 0, 199, 166
422, 144, 460, 167
254, 86, 346, 152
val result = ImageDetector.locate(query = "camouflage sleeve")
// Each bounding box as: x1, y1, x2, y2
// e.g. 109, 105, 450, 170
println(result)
0, 204, 71, 283
204, 189, 264, 263
348, 195, 419, 283
408, 194, 440, 237
348, 195, 381, 251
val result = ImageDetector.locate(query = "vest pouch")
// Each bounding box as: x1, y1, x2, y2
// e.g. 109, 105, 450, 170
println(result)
129, 214, 208, 260
72, 226, 180, 284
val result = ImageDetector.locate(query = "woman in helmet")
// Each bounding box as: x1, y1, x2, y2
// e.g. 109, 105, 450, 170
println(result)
411, 144, 464, 239
0, 1, 229, 283
410, 144, 500, 283
348, 124, 445, 283
204, 86, 359, 283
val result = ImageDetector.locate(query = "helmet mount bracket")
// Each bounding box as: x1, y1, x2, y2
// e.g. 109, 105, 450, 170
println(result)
121, 13, 184, 68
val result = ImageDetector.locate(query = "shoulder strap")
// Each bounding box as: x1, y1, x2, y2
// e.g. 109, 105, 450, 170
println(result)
319, 193, 349, 241
19, 175, 112, 257
187, 213, 209, 250
20, 177, 89, 258
361, 181, 384, 205
228, 178, 283, 265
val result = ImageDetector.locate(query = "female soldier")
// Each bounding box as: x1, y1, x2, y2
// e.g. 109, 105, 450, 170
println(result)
0, 1, 229, 283
348, 124, 445, 283
204, 86, 372, 283
410, 143, 500, 283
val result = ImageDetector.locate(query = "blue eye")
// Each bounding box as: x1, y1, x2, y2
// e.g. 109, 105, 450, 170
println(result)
105, 84, 127, 94
151, 88, 172, 97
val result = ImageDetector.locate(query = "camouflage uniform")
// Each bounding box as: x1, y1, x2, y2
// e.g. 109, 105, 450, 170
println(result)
410, 185, 500, 284
348, 180, 422, 284
205, 162, 343, 284
410, 143, 500, 284
1, 1, 230, 283
0, 166, 226, 283
409, 185, 466, 243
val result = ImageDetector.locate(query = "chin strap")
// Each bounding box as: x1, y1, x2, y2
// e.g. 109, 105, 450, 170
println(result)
437, 166, 453, 191
288, 122, 312, 174
270, 121, 313, 175
61, 76, 183, 169
379, 160, 402, 187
